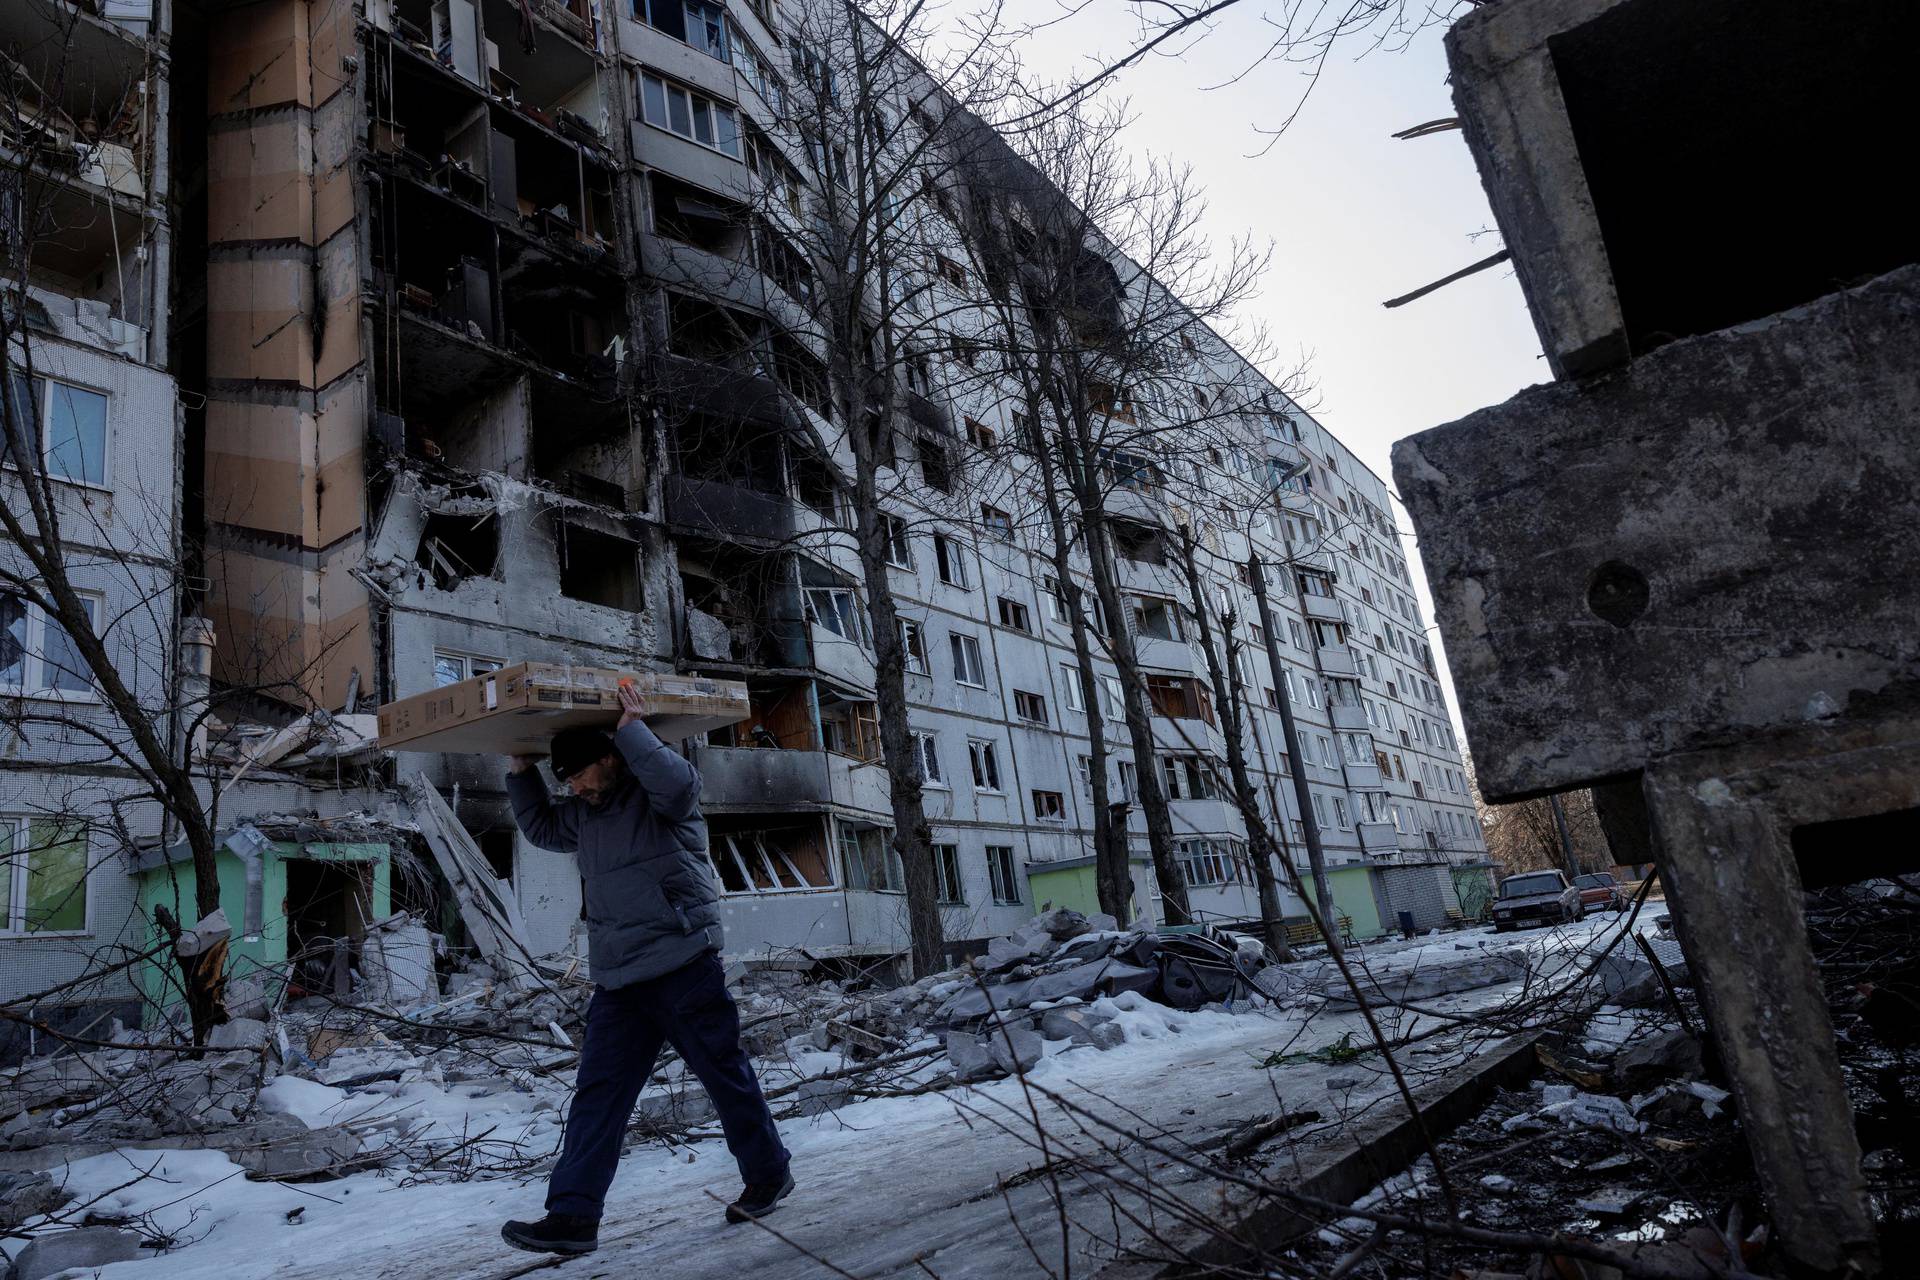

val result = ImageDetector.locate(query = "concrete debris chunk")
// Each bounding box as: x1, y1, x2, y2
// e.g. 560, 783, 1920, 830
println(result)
6, 1226, 143, 1280
986, 1026, 1045, 1076
208, 1017, 270, 1051
0, 1172, 71, 1231
1038, 1005, 1123, 1049
1610, 1028, 1703, 1089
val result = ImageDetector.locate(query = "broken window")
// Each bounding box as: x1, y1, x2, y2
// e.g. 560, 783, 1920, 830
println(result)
965, 417, 996, 450
1132, 596, 1185, 642
919, 438, 952, 493
819, 695, 880, 761
712, 826, 835, 893
933, 534, 970, 588
1178, 839, 1233, 887
1031, 790, 1065, 822
805, 586, 872, 649
1012, 690, 1048, 724
417, 510, 500, 589
651, 172, 750, 257
1161, 755, 1219, 801
433, 651, 502, 687
557, 525, 644, 611
968, 738, 1002, 792
986, 845, 1020, 904
996, 597, 1031, 633
884, 515, 914, 568
980, 504, 1013, 541
934, 844, 964, 903
911, 732, 944, 786
1146, 675, 1215, 725
1111, 521, 1166, 566
839, 823, 902, 892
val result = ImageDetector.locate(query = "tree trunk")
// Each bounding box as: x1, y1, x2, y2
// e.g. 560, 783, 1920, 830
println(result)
1179, 531, 1290, 958
1082, 509, 1190, 925
1248, 553, 1341, 953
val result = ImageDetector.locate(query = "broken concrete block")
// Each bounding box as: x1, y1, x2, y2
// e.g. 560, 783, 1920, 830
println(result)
986, 1027, 1044, 1076
361, 914, 438, 1006
1038, 1006, 1121, 1048
208, 1017, 270, 1050
945, 1031, 998, 1084
1610, 1029, 1703, 1089
1033, 908, 1093, 942
222, 1114, 363, 1179
6, 1226, 143, 1280
0, 1171, 71, 1230
791, 1079, 850, 1117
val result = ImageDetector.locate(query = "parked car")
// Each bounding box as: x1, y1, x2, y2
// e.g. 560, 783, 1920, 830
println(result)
1491, 870, 1583, 931
1574, 872, 1629, 913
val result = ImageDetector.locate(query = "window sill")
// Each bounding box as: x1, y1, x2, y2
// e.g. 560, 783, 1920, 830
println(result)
954, 680, 987, 690
991, 897, 1022, 907
0, 688, 102, 705
973, 788, 1004, 797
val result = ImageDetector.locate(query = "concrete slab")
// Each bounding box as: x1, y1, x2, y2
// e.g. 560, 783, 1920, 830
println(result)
1393, 265, 1920, 801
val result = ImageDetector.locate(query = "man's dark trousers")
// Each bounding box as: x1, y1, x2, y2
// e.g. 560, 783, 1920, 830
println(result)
547, 952, 788, 1219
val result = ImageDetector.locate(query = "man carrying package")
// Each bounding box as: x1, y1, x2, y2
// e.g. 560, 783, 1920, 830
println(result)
499, 682, 793, 1255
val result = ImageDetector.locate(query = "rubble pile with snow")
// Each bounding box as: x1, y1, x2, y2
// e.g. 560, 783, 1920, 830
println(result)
2, 908, 1641, 1278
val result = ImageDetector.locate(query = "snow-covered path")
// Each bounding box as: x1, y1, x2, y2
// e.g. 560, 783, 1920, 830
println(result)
14, 916, 1645, 1280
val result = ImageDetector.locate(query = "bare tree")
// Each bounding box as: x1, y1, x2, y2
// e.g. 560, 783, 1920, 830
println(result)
941, 89, 1282, 927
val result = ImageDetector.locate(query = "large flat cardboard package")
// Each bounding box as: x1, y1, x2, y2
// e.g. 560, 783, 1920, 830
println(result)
378, 664, 749, 755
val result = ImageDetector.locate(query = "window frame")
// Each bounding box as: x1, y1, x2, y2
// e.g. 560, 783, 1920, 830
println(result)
933, 533, 970, 588
5, 372, 112, 489
1, 589, 102, 701
995, 596, 1032, 634
1030, 789, 1066, 822
986, 844, 1021, 904
911, 731, 945, 788
432, 650, 503, 688
637, 69, 742, 159
1012, 688, 1048, 725
883, 515, 915, 569
967, 737, 1002, 792
934, 843, 965, 903
949, 632, 986, 687
1, 815, 91, 937
897, 618, 929, 675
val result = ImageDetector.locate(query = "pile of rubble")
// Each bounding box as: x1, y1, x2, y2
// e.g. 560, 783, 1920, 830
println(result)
0, 905, 1297, 1275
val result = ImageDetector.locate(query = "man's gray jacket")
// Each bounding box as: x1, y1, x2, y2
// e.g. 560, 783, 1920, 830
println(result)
504, 720, 723, 988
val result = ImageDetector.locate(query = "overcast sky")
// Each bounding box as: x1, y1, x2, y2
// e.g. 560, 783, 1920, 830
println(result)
1003, 3, 1548, 747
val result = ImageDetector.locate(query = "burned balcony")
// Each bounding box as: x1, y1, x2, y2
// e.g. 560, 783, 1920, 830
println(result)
1111, 518, 1169, 567
664, 292, 831, 423
1146, 675, 1216, 726
666, 410, 802, 545
679, 540, 811, 670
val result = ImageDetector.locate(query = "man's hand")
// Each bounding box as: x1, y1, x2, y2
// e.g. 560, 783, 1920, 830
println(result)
508, 754, 542, 775
617, 682, 645, 730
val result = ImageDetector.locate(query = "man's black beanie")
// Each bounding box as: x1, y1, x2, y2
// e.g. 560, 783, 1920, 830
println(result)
550, 727, 616, 781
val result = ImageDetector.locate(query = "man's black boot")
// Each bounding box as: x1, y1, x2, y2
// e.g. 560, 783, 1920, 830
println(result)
725, 1171, 796, 1224
502, 1212, 599, 1255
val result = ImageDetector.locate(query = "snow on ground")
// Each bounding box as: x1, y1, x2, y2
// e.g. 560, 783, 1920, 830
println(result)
5, 913, 1656, 1280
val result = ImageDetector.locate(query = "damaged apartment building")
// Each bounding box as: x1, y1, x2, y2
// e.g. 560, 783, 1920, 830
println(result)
0, 0, 180, 1054
5, 0, 1488, 1038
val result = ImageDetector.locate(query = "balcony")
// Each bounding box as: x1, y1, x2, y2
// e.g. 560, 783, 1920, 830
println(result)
810, 623, 876, 695
1302, 594, 1344, 624
1133, 634, 1199, 676
1318, 644, 1358, 677
1358, 821, 1400, 855
666, 474, 801, 546
697, 745, 830, 809
695, 745, 891, 817
1330, 702, 1370, 732
1344, 761, 1383, 789
826, 752, 891, 816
